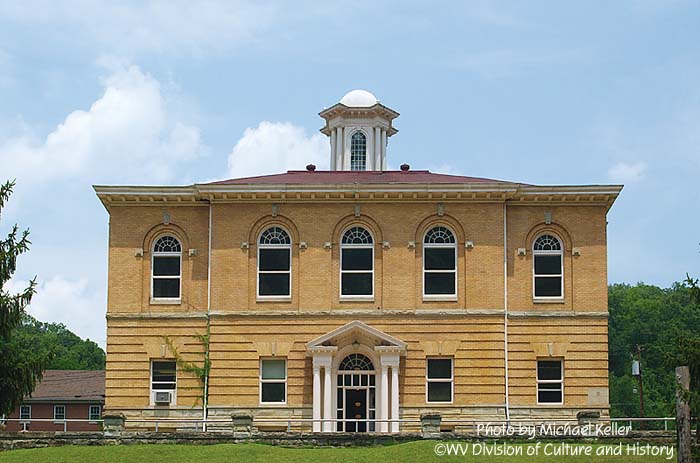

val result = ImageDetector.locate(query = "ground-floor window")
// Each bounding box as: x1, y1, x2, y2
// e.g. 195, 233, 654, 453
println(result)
151, 360, 177, 405
426, 357, 453, 403
260, 359, 287, 404
537, 359, 563, 404
19, 405, 31, 421
89, 405, 101, 421
53, 405, 66, 421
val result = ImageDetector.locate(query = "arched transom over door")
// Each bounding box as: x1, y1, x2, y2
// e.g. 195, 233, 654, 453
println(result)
336, 353, 376, 432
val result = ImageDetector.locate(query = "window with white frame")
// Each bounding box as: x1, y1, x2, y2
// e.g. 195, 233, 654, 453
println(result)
257, 227, 292, 297
54, 405, 66, 421
151, 360, 177, 396
423, 227, 457, 297
537, 359, 563, 404
340, 227, 374, 297
260, 359, 287, 403
89, 405, 101, 421
151, 235, 182, 299
426, 357, 453, 403
533, 234, 563, 299
350, 131, 367, 171
19, 405, 31, 421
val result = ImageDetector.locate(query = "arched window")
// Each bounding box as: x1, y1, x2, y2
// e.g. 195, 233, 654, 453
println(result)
258, 227, 292, 297
152, 235, 182, 300
423, 226, 457, 297
532, 234, 563, 298
338, 353, 375, 371
340, 227, 374, 297
350, 131, 367, 171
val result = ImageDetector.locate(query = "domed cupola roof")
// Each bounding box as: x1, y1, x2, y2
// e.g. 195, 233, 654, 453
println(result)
339, 89, 378, 107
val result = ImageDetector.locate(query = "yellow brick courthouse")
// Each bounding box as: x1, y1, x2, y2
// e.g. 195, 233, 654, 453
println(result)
95, 90, 622, 432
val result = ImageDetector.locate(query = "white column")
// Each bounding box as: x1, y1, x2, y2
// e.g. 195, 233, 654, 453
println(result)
330, 130, 337, 170
374, 126, 381, 170
323, 366, 333, 432
381, 129, 387, 170
336, 126, 344, 170
380, 365, 389, 433
391, 365, 400, 433
312, 366, 321, 432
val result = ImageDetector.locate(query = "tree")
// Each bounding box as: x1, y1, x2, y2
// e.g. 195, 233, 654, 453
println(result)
0, 180, 48, 416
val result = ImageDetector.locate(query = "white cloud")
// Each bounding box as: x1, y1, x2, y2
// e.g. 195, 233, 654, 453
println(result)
0, 64, 203, 185
608, 161, 647, 183
227, 121, 328, 178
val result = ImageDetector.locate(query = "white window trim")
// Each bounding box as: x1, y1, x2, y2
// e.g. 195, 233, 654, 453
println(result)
256, 229, 292, 300
339, 227, 375, 300
150, 359, 178, 407
259, 358, 287, 405
19, 404, 31, 421
150, 235, 182, 303
425, 357, 454, 404
53, 404, 66, 422
422, 232, 458, 301
349, 130, 368, 171
536, 358, 564, 405
532, 235, 564, 301
89, 405, 101, 422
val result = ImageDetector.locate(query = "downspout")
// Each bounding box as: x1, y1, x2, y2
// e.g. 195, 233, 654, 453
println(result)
503, 202, 511, 422
203, 201, 212, 432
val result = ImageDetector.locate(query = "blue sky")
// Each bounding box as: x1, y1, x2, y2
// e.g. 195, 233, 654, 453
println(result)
1, 1, 699, 346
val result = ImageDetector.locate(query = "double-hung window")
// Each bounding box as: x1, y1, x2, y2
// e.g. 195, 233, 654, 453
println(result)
260, 359, 287, 404
426, 357, 453, 403
257, 227, 292, 298
350, 131, 367, 171
340, 227, 374, 298
19, 405, 31, 421
151, 235, 182, 300
151, 360, 177, 403
537, 359, 564, 404
423, 227, 457, 298
533, 234, 563, 299
89, 405, 101, 421
54, 405, 66, 422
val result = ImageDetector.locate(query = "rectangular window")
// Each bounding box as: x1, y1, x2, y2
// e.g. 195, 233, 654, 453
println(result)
151, 360, 177, 391
258, 248, 291, 296
537, 359, 563, 404
426, 357, 453, 403
424, 248, 456, 296
89, 405, 101, 421
533, 254, 562, 298
54, 405, 66, 421
19, 405, 31, 421
260, 359, 287, 404
341, 248, 373, 296
152, 255, 181, 299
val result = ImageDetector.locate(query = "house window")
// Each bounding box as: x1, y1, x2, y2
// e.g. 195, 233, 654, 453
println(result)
533, 234, 563, 299
54, 405, 66, 421
350, 131, 367, 171
151, 360, 177, 400
260, 359, 287, 404
19, 405, 31, 421
89, 405, 101, 421
151, 235, 182, 300
257, 227, 292, 297
423, 226, 457, 297
340, 227, 374, 297
537, 359, 564, 404
426, 357, 453, 403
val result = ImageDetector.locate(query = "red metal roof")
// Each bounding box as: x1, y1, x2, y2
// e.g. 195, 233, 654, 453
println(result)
205, 170, 516, 185
24, 370, 105, 403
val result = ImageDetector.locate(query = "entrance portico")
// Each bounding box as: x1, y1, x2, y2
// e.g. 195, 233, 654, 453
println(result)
306, 321, 406, 433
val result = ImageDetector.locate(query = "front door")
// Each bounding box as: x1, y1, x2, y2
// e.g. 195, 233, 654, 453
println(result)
345, 389, 367, 432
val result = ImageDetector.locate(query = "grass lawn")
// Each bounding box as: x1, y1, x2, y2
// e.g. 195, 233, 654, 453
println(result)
0, 442, 677, 463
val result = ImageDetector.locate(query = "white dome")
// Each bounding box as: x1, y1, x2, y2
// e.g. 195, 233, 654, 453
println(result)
340, 89, 378, 107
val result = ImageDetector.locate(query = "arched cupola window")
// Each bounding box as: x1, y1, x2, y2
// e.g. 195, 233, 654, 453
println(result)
423, 226, 457, 297
258, 227, 292, 297
340, 226, 374, 297
152, 235, 182, 300
350, 131, 367, 171
532, 234, 563, 299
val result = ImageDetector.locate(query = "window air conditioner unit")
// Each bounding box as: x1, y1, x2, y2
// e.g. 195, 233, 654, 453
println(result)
154, 391, 172, 404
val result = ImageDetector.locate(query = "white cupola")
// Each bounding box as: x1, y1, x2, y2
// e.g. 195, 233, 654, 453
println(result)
319, 90, 399, 171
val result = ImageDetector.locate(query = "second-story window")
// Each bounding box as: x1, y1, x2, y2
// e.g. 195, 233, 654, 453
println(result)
152, 235, 182, 300
258, 227, 292, 297
340, 227, 374, 298
533, 234, 563, 299
423, 226, 457, 297
350, 131, 367, 171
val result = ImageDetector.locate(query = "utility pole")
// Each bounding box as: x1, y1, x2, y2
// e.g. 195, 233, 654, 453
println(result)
635, 345, 646, 429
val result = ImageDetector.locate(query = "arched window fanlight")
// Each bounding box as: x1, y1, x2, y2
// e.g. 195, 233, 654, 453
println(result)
338, 353, 375, 371
350, 131, 367, 171
532, 234, 563, 298
258, 227, 292, 297
423, 226, 457, 297
152, 235, 182, 299
340, 227, 374, 297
